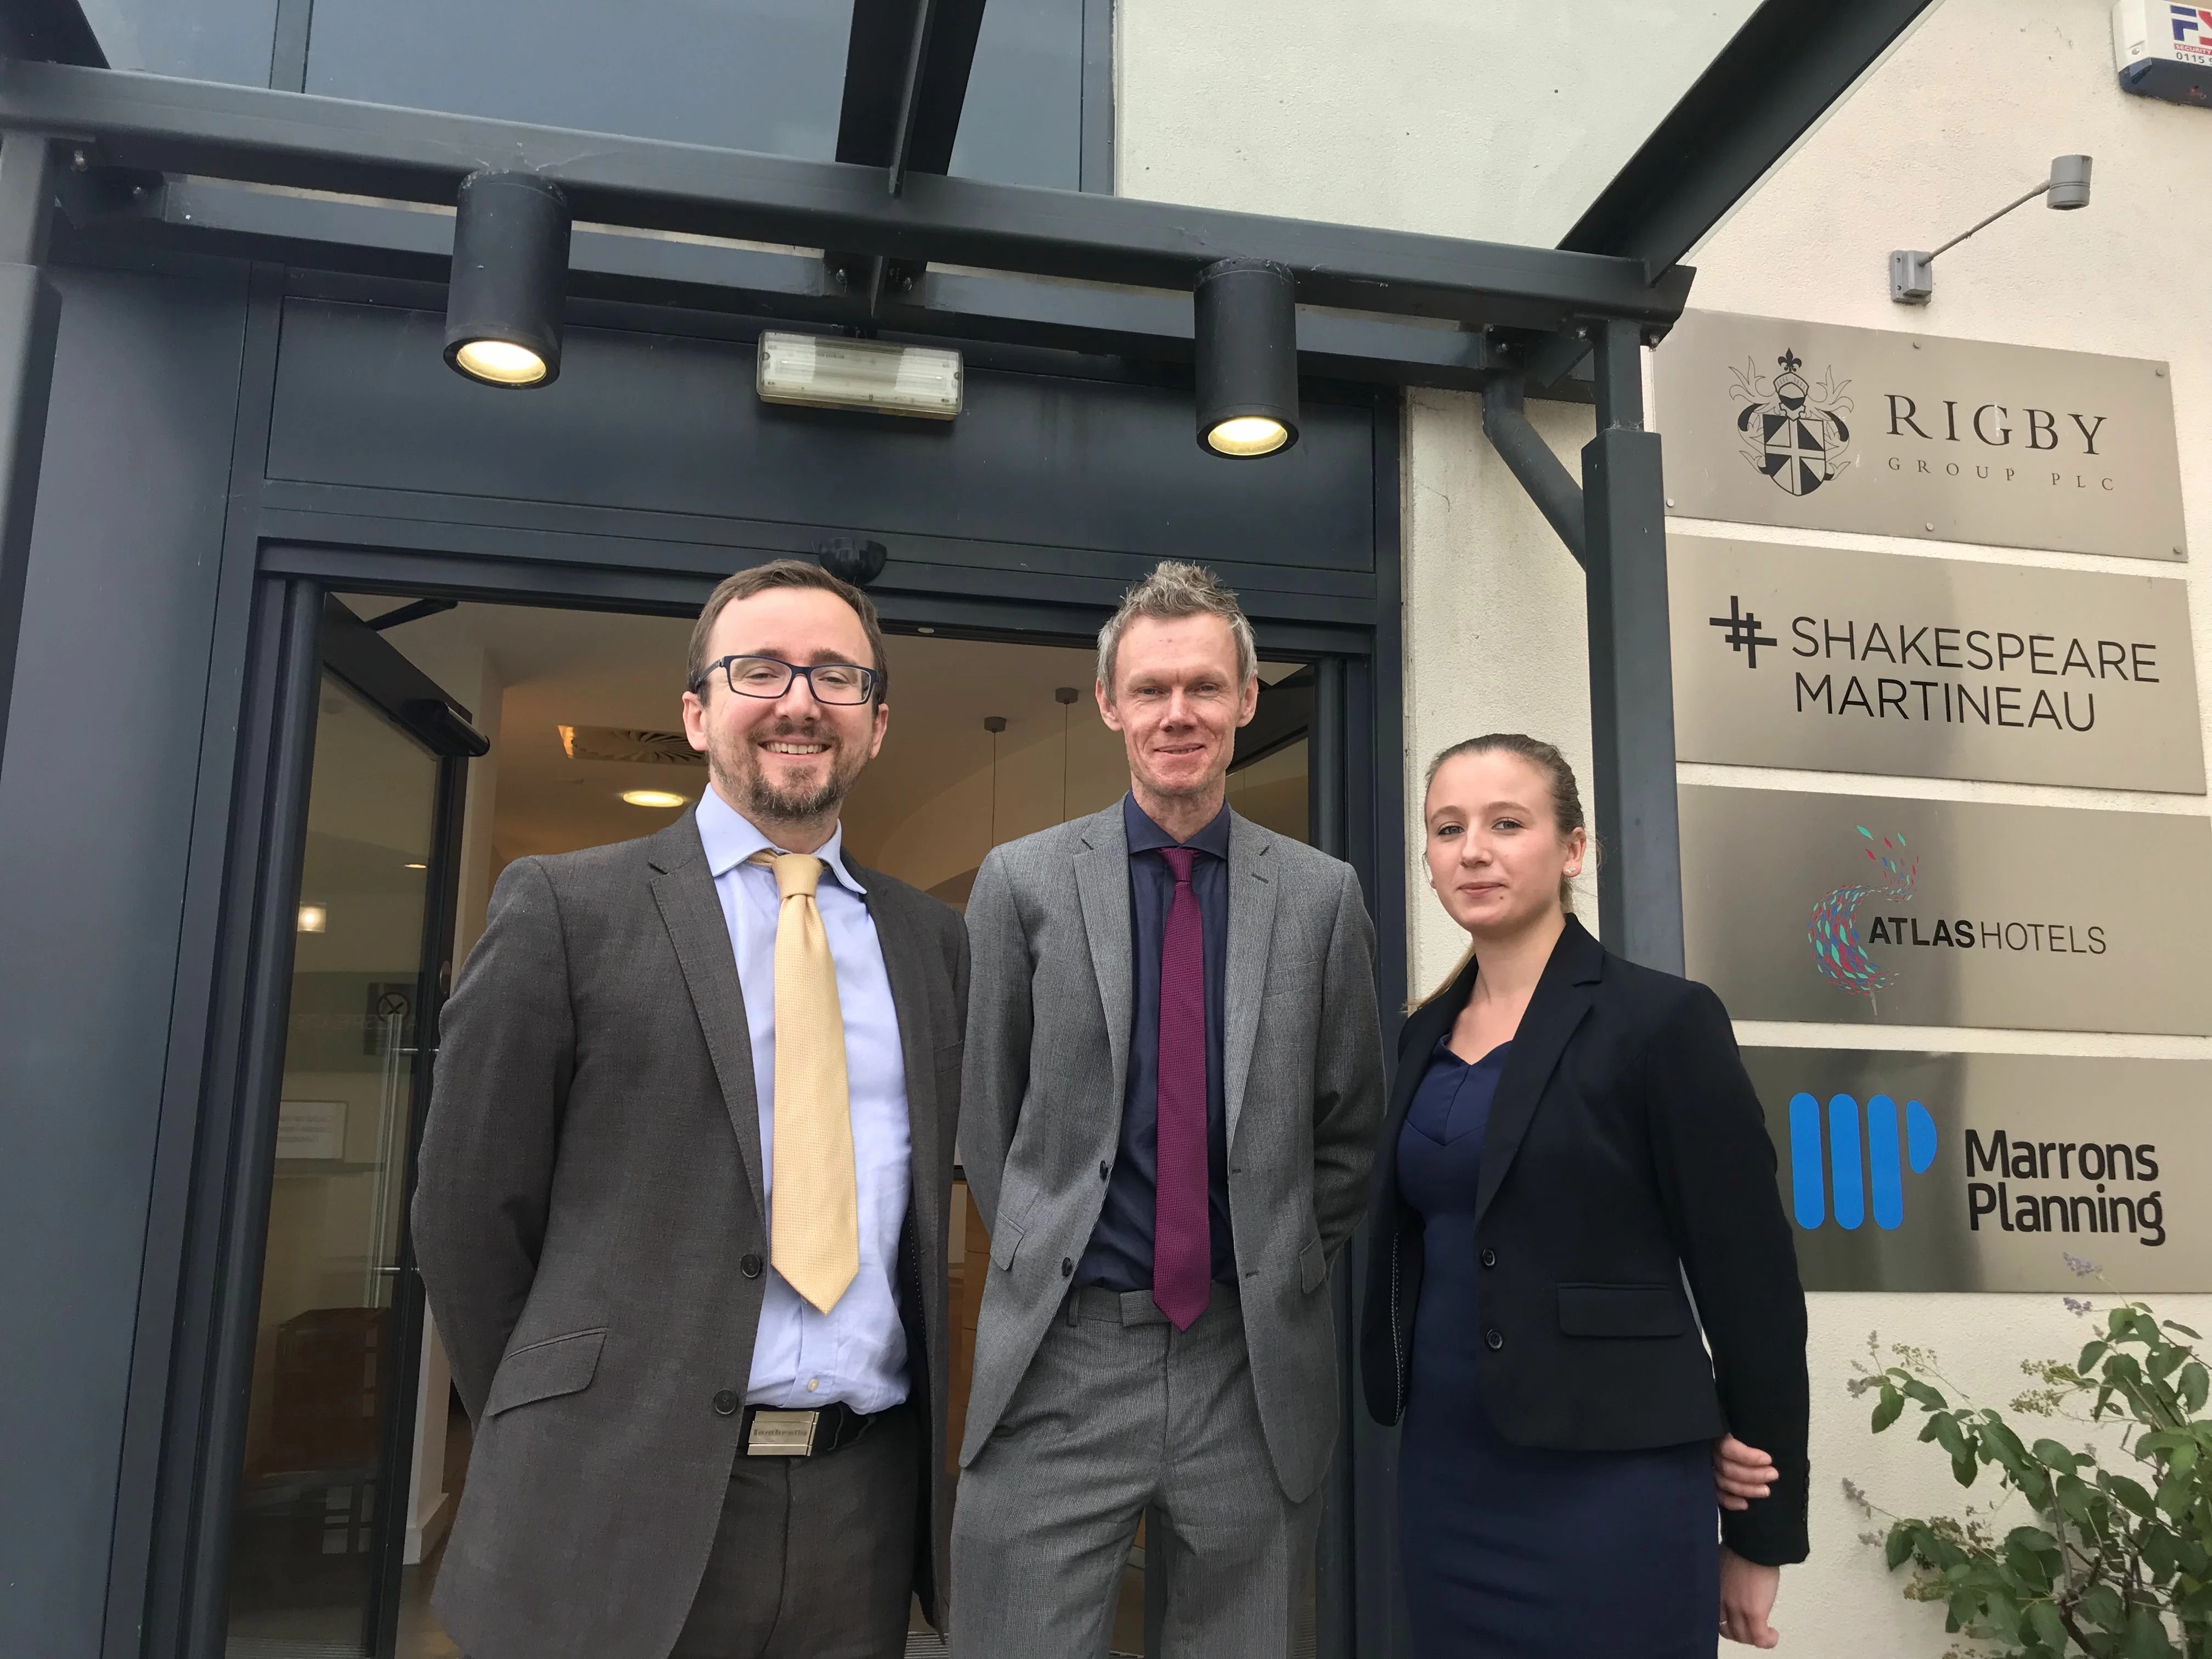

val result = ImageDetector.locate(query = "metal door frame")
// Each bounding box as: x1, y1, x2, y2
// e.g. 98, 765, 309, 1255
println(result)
142, 531, 1398, 1659
166, 577, 477, 1658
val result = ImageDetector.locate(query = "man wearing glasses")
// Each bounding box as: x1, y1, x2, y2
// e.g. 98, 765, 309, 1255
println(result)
414, 560, 968, 1659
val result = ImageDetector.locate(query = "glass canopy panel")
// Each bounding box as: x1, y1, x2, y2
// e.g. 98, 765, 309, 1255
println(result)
303, 0, 859, 159
78, 0, 284, 84
1117, 0, 1765, 251
300, 0, 1095, 190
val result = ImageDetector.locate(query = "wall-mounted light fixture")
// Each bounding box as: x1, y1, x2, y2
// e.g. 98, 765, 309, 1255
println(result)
757, 331, 963, 419
1195, 258, 1300, 458
444, 171, 572, 386
1890, 155, 2092, 305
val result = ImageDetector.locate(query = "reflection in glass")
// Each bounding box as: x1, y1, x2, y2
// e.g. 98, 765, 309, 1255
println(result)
225, 675, 439, 1655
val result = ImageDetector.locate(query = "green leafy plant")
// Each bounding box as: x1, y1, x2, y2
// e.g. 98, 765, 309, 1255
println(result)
1854, 1302, 2210, 1657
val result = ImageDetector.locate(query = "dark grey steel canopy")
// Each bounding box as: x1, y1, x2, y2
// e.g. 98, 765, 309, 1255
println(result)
0, 0, 1931, 973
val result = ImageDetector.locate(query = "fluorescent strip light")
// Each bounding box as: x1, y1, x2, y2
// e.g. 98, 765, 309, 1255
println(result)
757, 331, 963, 420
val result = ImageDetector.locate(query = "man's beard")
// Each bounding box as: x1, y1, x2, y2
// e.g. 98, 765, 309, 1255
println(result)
709, 717, 861, 827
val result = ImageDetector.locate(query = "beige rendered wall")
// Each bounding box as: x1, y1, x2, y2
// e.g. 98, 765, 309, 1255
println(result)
1120, 0, 2212, 1651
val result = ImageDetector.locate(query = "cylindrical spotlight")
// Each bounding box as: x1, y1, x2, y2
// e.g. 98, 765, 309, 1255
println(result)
1194, 258, 1300, 458
444, 171, 572, 388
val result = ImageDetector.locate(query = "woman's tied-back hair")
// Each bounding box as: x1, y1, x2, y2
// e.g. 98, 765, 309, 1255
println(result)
1418, 733, 1591, 1007
1095, 560, 1259, 697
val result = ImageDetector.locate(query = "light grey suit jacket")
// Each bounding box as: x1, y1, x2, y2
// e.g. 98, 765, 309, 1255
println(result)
957, 800, 1385, 1503
411, 812, 968, 1659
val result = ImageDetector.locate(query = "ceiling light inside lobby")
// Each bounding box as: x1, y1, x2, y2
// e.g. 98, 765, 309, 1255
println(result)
1194, 258, 1300, 459
444, 170, 572, 387
621, 789, 690, 809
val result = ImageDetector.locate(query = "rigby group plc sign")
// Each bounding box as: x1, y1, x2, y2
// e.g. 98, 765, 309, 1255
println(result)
1669, 534, 2204, 792
1742, 1050, 2205, 1293
1652, 311, 2189, 562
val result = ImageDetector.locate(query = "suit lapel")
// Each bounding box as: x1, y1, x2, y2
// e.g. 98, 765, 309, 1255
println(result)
1222, 812, 1279, 1149
1474, 918, 1604, 1228
646, 816, 766, 1221
1073, 804, 1135, 1112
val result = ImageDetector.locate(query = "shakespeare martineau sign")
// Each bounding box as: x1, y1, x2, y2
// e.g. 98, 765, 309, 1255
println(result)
1668, 535, 2204, 792
1651, 312, 2188, 562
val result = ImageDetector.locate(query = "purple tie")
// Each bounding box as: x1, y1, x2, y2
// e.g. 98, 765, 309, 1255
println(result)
1153, 845, 1210, 1330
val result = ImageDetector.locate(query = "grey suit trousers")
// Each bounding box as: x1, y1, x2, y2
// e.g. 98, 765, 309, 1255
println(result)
951, 1283, 1321, 1659
670, 1405, 919, 1659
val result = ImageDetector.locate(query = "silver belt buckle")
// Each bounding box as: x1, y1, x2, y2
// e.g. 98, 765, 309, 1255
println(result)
746, 1408, 820, 1457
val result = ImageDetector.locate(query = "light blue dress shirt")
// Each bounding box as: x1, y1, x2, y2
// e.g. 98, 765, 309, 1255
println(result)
693, 787, 912, 1413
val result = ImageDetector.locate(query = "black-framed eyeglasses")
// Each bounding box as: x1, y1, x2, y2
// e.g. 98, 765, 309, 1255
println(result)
692, 654, 879, 704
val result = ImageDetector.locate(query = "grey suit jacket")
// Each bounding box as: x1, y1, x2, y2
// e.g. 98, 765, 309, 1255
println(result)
411, 812, 968, 1659
957, 801, 1384, 1502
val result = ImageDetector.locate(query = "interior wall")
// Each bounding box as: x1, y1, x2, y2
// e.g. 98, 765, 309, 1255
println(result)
1125, 0, 2212, 1652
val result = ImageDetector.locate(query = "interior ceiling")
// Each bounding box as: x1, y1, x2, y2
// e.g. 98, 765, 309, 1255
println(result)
355, 596, 1297, 868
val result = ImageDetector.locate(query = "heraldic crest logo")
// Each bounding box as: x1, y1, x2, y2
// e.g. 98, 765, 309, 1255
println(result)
1732, 348, 1853, 496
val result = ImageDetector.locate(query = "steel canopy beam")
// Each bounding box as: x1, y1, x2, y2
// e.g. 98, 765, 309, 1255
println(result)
836, 0, 990, 188
0, 59, 1692, 335
1562, 0, 1933, 283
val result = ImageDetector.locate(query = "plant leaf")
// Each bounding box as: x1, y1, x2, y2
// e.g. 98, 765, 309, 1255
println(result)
2080, 1583, 2125, 1632
2025, 1600, 2069, 1653
2101, 1471, 2157, 1518
1872, 1383, 1904, 1432
2179, 1361, 2208, 1414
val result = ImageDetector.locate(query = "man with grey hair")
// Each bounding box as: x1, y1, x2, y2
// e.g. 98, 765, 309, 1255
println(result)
951, 560, 1385, 1656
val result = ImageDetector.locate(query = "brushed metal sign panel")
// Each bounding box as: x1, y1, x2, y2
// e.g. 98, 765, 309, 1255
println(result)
1741, 1048, 2208, 1292
1651, 311, 2188, 562
1680, 786, 2212, 1035
1670, 534, 2204, 792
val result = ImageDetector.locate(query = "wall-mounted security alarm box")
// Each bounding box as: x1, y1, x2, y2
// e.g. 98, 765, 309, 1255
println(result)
2113, 0, 2212, 106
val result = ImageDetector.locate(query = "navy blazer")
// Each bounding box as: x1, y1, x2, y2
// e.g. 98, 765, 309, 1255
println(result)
1359, 916, 1811, 1566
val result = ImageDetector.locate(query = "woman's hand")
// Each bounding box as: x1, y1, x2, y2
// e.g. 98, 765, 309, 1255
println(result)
1719, 1547, 1781, 1647
1712, 1434, 1776, 1511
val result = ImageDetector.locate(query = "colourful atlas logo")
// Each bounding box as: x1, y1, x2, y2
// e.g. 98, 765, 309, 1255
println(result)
1787, 1092, 1938, 1230
1808, 826, 1916, 998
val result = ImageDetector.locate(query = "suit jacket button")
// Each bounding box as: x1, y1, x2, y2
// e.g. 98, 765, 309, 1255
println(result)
713, 1390, 740, 1415
741, 1253, 764, 1278
1479, 1248, 1497, 1269
1484, 1328, 1504, 1351
1099, 1160, 1110, 1181
1062, 1257, 1075, 1278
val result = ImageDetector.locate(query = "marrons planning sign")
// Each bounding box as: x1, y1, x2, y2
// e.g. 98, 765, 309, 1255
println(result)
1651, 311, 2188, 562
1680, 786, 2212, 1035
1671, 534, 2204, 792
1741, 1049, 2209, 1293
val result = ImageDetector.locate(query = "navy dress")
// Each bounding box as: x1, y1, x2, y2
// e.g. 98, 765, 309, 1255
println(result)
1396, 1037, 1719, 1658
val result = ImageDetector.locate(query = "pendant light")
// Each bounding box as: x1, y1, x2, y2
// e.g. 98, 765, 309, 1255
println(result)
444, 170, 572, 388
1194, 258, 1300, 458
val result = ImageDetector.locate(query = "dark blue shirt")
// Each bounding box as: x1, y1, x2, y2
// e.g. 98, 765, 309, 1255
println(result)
1074, 795, 1237, 1291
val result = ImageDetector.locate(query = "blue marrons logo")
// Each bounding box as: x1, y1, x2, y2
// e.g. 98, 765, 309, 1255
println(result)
1787, 1092, 1938, 1230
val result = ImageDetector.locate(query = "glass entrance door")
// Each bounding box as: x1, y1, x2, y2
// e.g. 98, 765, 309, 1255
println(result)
223, 598, 484, 1658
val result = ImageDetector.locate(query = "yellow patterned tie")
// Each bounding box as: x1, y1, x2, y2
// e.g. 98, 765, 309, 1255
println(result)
750, 850, 859, 1313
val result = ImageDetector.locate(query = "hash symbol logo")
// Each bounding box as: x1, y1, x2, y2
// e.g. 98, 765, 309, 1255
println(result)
1787, 1091, 1938, 1231
1731, 348, 1853, 496
1707, 595, 1777, 668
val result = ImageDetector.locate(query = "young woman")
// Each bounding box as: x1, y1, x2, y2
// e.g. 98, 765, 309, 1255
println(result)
1361, 735, 1809, 1655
